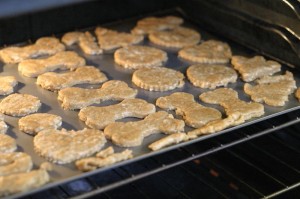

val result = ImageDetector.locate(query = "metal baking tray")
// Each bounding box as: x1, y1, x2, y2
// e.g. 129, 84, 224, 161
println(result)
2, 11, 300, 199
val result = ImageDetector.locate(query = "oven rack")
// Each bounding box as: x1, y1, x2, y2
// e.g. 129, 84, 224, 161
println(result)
20, 108, 300, 199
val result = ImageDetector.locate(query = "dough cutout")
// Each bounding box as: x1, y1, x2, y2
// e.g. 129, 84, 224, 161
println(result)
0, 37, 65, 64
36, 66, 108, 91
104, 111, 185, 147
156, 92, 222, 128
18, 51, 86, 77
79, 98, 156, 129
58, 80, 137, 110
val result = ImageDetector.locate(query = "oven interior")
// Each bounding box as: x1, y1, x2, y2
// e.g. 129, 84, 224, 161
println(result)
1, 0, 300, 198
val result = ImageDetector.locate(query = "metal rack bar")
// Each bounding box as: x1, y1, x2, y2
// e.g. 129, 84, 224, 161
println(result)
68, 117, 300, 199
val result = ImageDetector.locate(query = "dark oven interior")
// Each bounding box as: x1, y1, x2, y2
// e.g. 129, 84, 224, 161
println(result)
1, 0, 300, 198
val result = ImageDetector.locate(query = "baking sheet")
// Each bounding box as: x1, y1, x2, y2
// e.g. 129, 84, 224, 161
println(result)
2, 12, 300, 198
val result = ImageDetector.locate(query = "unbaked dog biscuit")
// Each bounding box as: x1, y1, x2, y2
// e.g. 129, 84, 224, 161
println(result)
0, 76, 18, 95
156, 92, 222, 128
34, 128, 107, 164
58, 80, 137, 110
131, 16, 183, 35
149, 133, 188, 151
114, 45, 167, 69
61, 31, 84, 46
79, 98, 156, 129
95, 27, 144, 51
78, 31, 103, 55
178, 40, 232, 64
132, 67, 185, 91
187, 88, 265, 139
18, 51, 86, 77
0, 168, 50, 197
0, 93, 41, 116
0, 152, 33, 176
0, 37, 65, 64
149, 27, 201, 48
244, 71, 296, 106
104, 111, 185, 147
186, 64, 237, 89
76, 148, 133, 172
18, 113, 62, 135
0, 134, 16, 153
231, 55, 281, 82
36, 66, 108, 91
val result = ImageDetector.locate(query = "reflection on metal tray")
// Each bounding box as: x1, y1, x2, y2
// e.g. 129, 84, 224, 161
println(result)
2, 11, 300, 199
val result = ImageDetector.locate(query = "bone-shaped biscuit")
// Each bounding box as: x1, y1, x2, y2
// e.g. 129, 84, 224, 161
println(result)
244, 71, 296, 106
231, 55, 281, 82
156, 92, 222, 128
76, 147, 133, 171
0, 168, 50, 197
58, 80, 138, 110
34, 128, 107, 164
188, 88, 265, 138
18, 51, 86, 77
79, 32, 103, 55
0, 37, 65, 64
95, 27, 144, 51
200, 88, 264, 122
0, 152, 33, 176
104, 111, 185, 147
36, 66, 108, 91
61, 31, 102, 55
0, 76, 18, 95
61, 31, 84, 46
131, 16, 183, 35
79, 98, 156, 129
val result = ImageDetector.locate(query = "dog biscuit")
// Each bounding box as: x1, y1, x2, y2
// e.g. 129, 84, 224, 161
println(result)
18, 113, 62, 135
149, 27, 200, 48
114, 45, 167, 69
132, 67, 185, 91
188, 88, 265, 138
131, 16, 183, 35
36, 66, 108, 91
149, 133, 188, 151
61, 31, 84, 46
244, 71, 296, 106
0, 37, 65, 64
76, 148, 133, 172
0, 168, 50, 197
0, 93, 41, 116
104, 111, 185, 147
95, 27, 144, 51
79, 31, 103, 55
18, 51, 86, 77
0, 152, 33, 176
34, 128, 107, 164
186, 64, 237, 89
0, 76, 18, 95
58, 80, 137, 110
156, 92, 222, 128
0, 134, 16, 153
79, 98, 156, 129
231, 55, 281, 82
178, 40, 232, 64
